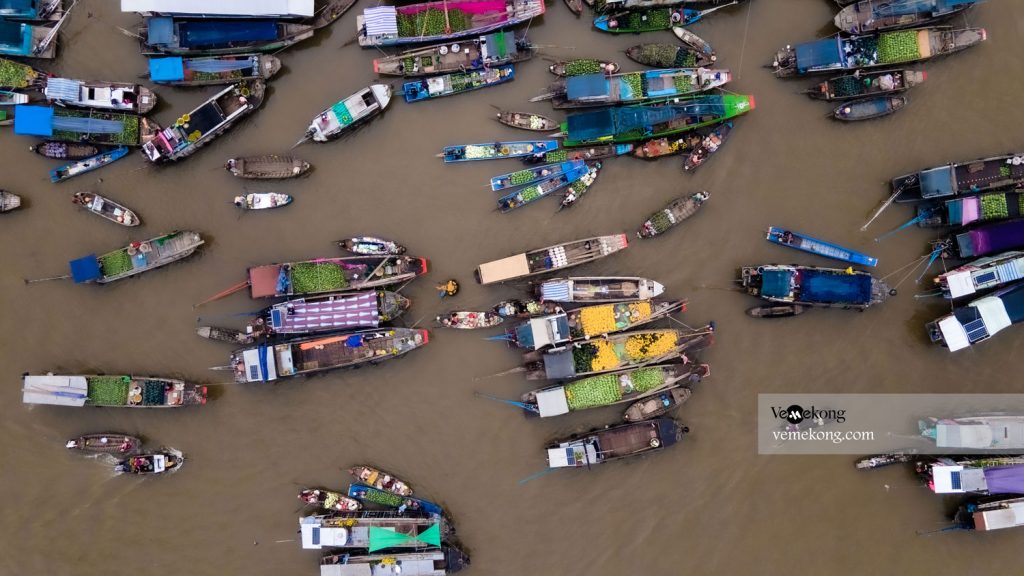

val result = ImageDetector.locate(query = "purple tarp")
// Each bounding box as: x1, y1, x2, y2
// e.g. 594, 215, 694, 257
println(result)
966, 219, 1024, 257
984, 465, 1024, 494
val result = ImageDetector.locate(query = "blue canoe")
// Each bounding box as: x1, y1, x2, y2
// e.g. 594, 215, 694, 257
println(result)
497, 164, 590, 212
49, 146, 130, 184
347, 483, 444, 517
766, 226, 878, 267
490, 160, 585, 192
403, 65, 515, 103
441, 140, 559, 163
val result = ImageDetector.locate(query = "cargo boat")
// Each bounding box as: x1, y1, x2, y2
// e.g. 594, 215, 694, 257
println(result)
22, 374, 207, 407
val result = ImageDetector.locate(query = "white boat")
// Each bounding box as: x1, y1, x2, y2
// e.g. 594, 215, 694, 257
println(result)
303, 85, 392, 143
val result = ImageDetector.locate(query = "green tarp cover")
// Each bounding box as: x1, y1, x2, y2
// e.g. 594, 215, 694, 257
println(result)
331, 100, 352, 126
367, 523, 440, 552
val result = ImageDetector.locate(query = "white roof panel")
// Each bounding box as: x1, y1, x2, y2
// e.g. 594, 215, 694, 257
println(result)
22, 375, 88, 407
122, 0, 314, 17
536, 387, 570, 417
973, 296, 1012, 335
937, 316, 971, 352
944, 271, 976, 299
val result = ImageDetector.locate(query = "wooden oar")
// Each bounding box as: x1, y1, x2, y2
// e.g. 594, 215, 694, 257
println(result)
24, 274, 71, 284
194, 279, 250, 309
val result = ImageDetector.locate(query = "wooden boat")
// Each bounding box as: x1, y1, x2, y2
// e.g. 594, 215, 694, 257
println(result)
442, 139, 558, 163
71, 192, 140, 226
66, 433, 141, 455
373, 30, 533, 77
50, 146, 130, 183
339, 237, 407, 256
890, 152, 1024, 203
244, 255, 427, 299
951, 495, 1024, 532
300, 513, 450, 550
546, 418, 686, 468
526, 143, 633, 164
593, 2, 735, 33
349, 466, 414, 496
30, 141, 101, 160
739, 265, 891, 310
321, 547, 470, 573
140, 16, 316, 56
142, 82, 264, 163
518, 362, 704, 417
22, 374, 207, 408
309, 0, 361, 29
303, 85, 392, 143
437, 310, 504, 329
498, 164, 590, 212
226, 155, 310, 179
565, 0, 584, 15
746, 304, 807, 318
548, 59, 620, 77
404, 65, 514, 102
0, 57, 43, 89
475, 234, 628, 285
633, 134, 699, 159
356, 0, 546, 47
833, 95, 907, 121
0, 90, 28, 105
231, 328, 429, 383
835, 0, 978, 34
637, 191, 709, 238
673, 27, 716, 60
347, 483, 444, 517
806, 69, 926, 101
537, 67, 732, 109
622, 384, 694, 422
298, 488, 361, 512
491, 160, 585, 192
927, 280, 1024, 352
0, 190, 21, 213
197, 325, 254, 345
939, 219, 1024, 259
855, 450, 918, 470
559, 95, 755, 146
683, 122, 731, 172
496, 110, 559, 132
493, 299, 563, 318
233, 192, 292, 210
536, 276, 665, 302
148, 54, 281, 87
911, 192, 1024, 232
115, 450, 184, 475
771, 27, 986, 77
933, 251, 1024, 300
63, 231, 204, 284
42, 77, 157, 114
766, 227, 878, 267
559, 162, 602, 210
505, 299, 687, 350
237, 290, 411, 339
625, 42, 715, 68
13, 105, 160, 147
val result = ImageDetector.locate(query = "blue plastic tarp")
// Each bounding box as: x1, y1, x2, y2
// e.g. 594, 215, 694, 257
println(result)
760, 269, 792, 299
801, 270, 872, 304
0, 0, 35, 17
179, 20, 278, 48
149, 57, 185, 81
0, 18, 28, 52
146, 16, 174, 45
794, 39, 842, 72
69, 255, 101, 283
919, 166, 954, 199
13, 105, 53, 136
566, 74, 608, 100
567, 104, 703, 141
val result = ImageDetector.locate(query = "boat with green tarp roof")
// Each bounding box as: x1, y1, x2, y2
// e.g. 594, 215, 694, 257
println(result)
300, 513, 450, 551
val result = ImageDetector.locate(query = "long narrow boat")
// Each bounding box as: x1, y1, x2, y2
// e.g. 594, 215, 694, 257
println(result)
50, 146, 130, 183
547, 418, 686, 468
682, 121, 732, 172
933, 251, 1024, 299
491, 160, 585, 191
115, 451, 185, 475
739, 265, 891, 310
231, 328, 429, 383
226, 155, 310, 179
339, 237, 407, 256
64, 230, 203, 284
537, 67, 731, 109
373, 30, 532, 77
321, 547, 470, 575
22, 374, 207, 408
356, 0, 546, 48
496, 110, 558, 132
558, 161, 602, 210
347, 483, 444, 517
442, 140, 557, 163
148, 54, 281, 87
300, 513, 450, 551
520, 326, 713, 380
298, 489, 361, 513
42, 77, 157, 114
504, 299, 687, 350
919, 415, 1024, 450
622, 384, 695, 422
234, 192, 292, 210
142, 82, 264, 163
493, 299, 562, 318
806, 69, 926, 101
915, 192, 1024, 230
926, 280, 1024, 352
303, 85, 392, 143
1, 189, 21, 213
536, 276, 665, 303
765, 227, 878, 267
350, 465, 414, 496
835, 0, 978, 34
403, 65, 514, 103
140, 16, 315, 56
66, 433, 141, 455
919, 457, 1024, 496
833, 95, 907, 121
940, 219, 1024, 259
31, 141, 101, 160
245, 255, 427, 299
520, 363, 703, 417
597, 0, 729, 10
593, 2, 736, 33
625, 42, 715, 68
475, 234, 628, 285
71, 191, 140, 226
527, 143, 633, 164
437, 310, 504, 329
497, 164, 589, 212
771, 27, 986, 77
673, 27, 716, 60
0, 57, 43, 89
637, 192, 709, 238
746, 304, 807, 319
14, 105, 159, 147
855, 450, 919, 470
549, 59, 620, 77
891, 152, 1024, 203
558, 94, 755, 146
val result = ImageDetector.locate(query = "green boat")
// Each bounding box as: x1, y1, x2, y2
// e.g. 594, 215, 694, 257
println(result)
558, 94, 754, 146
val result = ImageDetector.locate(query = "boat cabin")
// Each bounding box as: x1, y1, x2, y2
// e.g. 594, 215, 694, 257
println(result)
938, 251, 1024, 298
43, 78, 152, 111
923, 417, 1024, 449
931, 281, 1024, 351
264, 292, 384, 335
964, 497, 1024, 531
512, 315, 570, 350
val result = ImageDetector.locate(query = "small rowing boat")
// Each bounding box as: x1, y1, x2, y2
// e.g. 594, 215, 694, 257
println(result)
565, 0, 584, 15
625, 43, 715, 69
496, 110, 559, 132
855, 450, 918, 470
833, 95, 907, 121
622, 384, 693, 422
765, 227, 878, 267
349, 465, 413, 497
437, 310, 504, 329
1, 190, 21, 213
493, 299, 563, 318
746, 304, 807, 319
66, 433, 141, 455
633, 134, 699, 160
549, 59, 620, 77
50, 146, 130, 183
72, 192, 140, 226
442, 140, 558, 163
674, 27, 716, 60
683, 122, 732, 172
527, 143, 633, 164
491, 160, 585, 192
298, 488, 361, 512
338, 237, 407, 256
537, 276, 664, 303
197, 326, 254, 345
403, 66, 515, 103
637, 191, 709, 238
234, 193, 292, 210
806, 69, 925, 101
226, 155, 310, 179
31, 141, 101, 160
559, 162, 602, 210
115, 450, 184, 476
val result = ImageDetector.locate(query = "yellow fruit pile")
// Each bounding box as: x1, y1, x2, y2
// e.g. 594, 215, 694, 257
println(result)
580, 306, 618, 335
591, 340, 621, 371
624, 331, 678, 360
627, 301, 652, 320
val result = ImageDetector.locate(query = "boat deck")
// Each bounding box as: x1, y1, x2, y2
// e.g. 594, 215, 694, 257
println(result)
595, 420, 661, 458
281, 329, 425, 375
954, 157, 1024, 191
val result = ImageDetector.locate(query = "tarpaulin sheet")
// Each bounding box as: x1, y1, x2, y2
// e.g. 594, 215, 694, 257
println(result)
801, 270, 872, 304
794, 38, 842, 71
149, 57, 185, 81
179, 20, 278, 48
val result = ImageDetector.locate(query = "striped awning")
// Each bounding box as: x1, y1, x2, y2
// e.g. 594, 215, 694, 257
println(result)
540, 280, 571, 301
363, 6, 397, 36
44, 78, 82, 102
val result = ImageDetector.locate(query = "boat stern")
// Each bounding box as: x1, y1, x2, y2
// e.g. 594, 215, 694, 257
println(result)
371, 83, 393, 110
656, 417, 686, 448
260, 55, 282, 80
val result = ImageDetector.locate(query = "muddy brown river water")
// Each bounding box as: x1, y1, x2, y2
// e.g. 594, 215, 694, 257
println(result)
2, 1, 1024, 574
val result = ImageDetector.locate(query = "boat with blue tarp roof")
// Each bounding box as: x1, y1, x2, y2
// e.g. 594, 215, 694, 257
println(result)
140, 16, 315, 56
1, 0, 62, 21
739, 264, 890, 310
403, 65, 514, 102
766, 227, 878, 267
835, 0, 979, 34
927, 280, 1024, 351
535, 67, 731, 109
148, 54, 281, 87
13, 104, 159, 146
891, 152, 1024, 203
0, 18, 58, 58
347, 483, 444, 517
66, 231, 204, 284
490, 160, 585, 191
